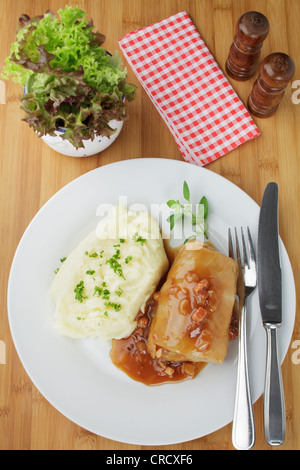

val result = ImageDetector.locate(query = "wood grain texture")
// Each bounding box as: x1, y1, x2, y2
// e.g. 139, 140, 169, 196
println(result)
0, 0, 299, 450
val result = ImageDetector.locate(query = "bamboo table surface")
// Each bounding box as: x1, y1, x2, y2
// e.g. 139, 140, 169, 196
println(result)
0, 0, 299, 451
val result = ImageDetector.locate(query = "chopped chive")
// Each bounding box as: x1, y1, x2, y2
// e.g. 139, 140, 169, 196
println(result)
115, 287, 123, 297
132, 232, 146, 245
106, 257, 125, 279
86, 269, 95, 275
93, 287, 103, 297
112, 249, 121, 260
74, 281, 87, 303
104, 301, 121, 312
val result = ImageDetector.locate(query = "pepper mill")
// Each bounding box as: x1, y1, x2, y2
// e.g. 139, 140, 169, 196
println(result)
248, 53, 295, 118
225, 11, 269, 81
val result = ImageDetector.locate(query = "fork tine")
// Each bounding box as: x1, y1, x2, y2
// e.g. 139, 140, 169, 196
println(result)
247, 226, 256, 266
241, 227, 249, 268
234, 227, 242, 267
228, 228, 234, 259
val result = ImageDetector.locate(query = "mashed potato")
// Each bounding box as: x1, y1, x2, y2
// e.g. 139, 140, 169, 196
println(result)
50, 206, 169, 341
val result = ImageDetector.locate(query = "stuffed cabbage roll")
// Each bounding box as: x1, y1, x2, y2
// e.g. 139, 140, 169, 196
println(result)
147, 240, 238, 364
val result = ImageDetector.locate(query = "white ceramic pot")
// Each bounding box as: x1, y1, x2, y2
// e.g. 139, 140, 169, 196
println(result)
41, 120, 124, 157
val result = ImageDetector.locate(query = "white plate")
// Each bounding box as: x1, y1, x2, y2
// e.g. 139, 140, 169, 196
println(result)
7, 158, 296, 446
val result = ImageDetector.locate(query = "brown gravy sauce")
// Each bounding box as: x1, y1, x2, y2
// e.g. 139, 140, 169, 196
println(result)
110, 241, 238, 386
110, 296, 207, 386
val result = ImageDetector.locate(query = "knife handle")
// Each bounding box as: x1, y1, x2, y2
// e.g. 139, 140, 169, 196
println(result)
264, 324, 286, 446
232, 300, 256, 450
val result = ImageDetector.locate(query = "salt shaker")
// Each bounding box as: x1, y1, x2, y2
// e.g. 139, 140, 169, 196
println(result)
248, 53, 295, 118
225, 11, 269, 81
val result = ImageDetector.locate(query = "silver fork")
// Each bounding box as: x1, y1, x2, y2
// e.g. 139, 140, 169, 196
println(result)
229, 227, 257, 450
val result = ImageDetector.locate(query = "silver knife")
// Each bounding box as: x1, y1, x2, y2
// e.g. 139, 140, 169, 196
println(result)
257, 182, 285, 446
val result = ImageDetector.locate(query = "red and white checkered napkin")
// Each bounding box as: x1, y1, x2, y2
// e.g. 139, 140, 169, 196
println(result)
119, 11, 260, 166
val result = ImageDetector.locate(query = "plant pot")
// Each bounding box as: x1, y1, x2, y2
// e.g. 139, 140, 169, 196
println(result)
24, 53, 125, 157
41, 120, 124, 157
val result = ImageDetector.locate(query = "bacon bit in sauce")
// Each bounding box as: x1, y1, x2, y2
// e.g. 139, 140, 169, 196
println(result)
195, 328, 213, 352
179, 298, 191, 315
165, 366, 175, 377
193, 279, 209, 295
186, 276, 219, 347
137, 316, 148, 328
191, 306, 208, 324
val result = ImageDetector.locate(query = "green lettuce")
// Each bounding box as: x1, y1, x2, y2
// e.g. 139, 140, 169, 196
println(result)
1, 6, 136, 149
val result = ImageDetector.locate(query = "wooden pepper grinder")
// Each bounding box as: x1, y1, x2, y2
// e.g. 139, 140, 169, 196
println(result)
248, 53, 295, 117
226, 11, 269, 81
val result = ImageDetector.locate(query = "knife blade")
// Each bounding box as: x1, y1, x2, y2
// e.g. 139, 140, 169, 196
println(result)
257, 182, 285, 446
258, 182, 282, 325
